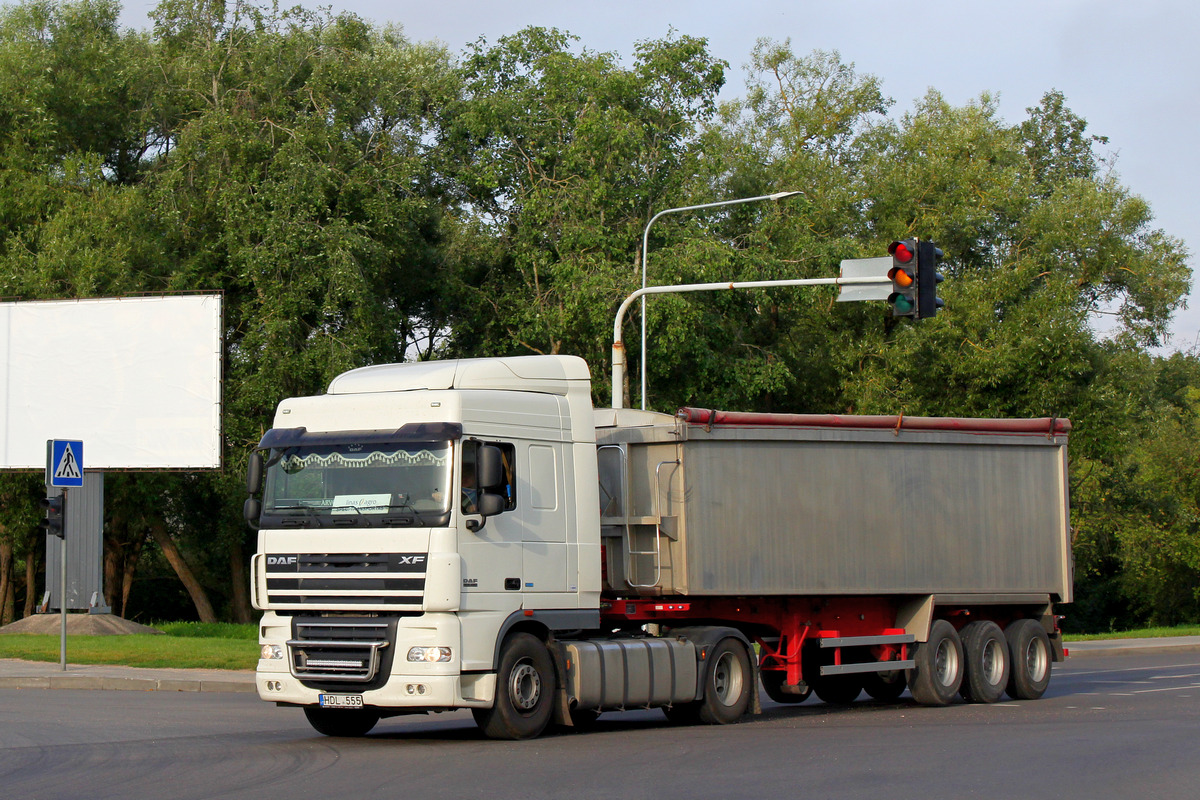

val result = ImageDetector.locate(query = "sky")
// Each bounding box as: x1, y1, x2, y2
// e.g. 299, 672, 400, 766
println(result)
116, 0, 1200, 350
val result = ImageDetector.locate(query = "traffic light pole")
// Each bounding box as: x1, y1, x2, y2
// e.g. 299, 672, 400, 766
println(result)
610, 274, 891, 409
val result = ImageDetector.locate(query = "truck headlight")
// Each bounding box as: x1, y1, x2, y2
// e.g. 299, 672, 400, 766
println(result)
407, 646, 452, 663
260, 644, 284, 660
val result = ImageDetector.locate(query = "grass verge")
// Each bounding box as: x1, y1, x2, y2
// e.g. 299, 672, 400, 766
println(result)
0, 623, 258, 670
1063, 625, 1200, 641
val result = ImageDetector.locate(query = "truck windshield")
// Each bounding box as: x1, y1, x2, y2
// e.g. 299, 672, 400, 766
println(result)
261, 441, 453, 528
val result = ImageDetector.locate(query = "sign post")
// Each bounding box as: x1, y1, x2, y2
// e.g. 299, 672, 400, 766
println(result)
47, 439, 83, 670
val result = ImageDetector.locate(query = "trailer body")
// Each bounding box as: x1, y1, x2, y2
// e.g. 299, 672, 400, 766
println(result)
597, 407, 1071, 601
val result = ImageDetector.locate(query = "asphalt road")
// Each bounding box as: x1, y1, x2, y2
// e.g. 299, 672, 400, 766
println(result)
1, 650, 1197, 800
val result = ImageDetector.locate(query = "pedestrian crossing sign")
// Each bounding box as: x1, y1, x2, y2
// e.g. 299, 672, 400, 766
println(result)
47, 440, 84, 488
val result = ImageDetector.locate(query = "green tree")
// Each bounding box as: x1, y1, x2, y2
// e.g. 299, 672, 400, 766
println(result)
439, 27, 726, 405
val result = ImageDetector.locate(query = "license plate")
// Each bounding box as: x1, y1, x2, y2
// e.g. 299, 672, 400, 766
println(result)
318, 693, 364, 709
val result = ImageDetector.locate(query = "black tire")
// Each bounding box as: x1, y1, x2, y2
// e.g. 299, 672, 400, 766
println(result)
560, 706, 601, 732
696, 638, 753, 724
907, 619, 964, 706
759, 665, 812, 704
303, 707, 380, 737
811, 673, 863, 705
1004, 619, 1052, 700
662, 700, 703, 725
472, 632, 557, 740
862, 669, 907, 702
960, 621, 1010, 704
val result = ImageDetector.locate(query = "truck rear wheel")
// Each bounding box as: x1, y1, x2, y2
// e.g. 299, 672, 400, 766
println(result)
907, 619, 964, 706
862, 669, 907, 702
303, 707, 379, 737
696, 638, 753, 724
1004, 619, 1052, 700
811, 674, 863, 705
760, 667, 812, 704
960, 621, 1010, 703
472, 632, 556, 740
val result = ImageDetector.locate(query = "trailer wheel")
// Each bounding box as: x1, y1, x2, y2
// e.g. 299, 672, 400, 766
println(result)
862, 669, 907, 702
959, 621, 1010, 704
907, 619, 963, 706
696, 638, 753, 724
303, 707, 379, 737
760, 668, 812, 704
812, 674, 863, 705
472, 632, 556, 740
1004, 619, 1052, 700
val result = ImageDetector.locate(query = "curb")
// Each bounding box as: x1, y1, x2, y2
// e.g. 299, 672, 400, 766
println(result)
1066, 636, 1200, 658
0, 659, 256, 694
0, 675, 255, 693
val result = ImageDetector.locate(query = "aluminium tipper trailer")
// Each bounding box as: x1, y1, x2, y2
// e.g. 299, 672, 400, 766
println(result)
594, 406, 1071, 707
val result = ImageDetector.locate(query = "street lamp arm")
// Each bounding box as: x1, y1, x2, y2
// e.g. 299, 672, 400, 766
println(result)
637, 190, 802, 410
611, 273, 888, 409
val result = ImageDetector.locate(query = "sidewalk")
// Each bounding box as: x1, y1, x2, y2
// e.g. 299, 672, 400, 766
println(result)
0, 658, 255, 693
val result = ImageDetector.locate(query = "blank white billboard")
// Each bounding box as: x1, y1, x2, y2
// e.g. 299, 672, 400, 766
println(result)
0, 295, 222, 470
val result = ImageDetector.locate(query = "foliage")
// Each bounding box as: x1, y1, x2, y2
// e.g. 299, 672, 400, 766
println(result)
0, 6, 1194, 631
439, 27, 725, 406
153, 620, 258, 638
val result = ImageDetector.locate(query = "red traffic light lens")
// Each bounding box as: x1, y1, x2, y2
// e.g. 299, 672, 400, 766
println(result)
889, 241, 914, 263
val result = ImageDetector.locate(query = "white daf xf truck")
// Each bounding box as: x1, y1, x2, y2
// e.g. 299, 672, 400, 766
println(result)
244, 355, 1071, 739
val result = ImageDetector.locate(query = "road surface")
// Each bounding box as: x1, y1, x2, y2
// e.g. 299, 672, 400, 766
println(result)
1, 649, 1196, 800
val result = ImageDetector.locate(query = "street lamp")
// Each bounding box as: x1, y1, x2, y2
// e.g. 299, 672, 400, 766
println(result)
636, 191, 802, 409
611, 271, 893, 409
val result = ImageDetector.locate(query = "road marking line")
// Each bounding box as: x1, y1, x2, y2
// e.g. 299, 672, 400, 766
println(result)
1131, 684, 1200, 694
1063, 662, 1200, 677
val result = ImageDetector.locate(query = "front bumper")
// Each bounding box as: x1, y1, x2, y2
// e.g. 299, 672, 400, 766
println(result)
256, 611, 495, 709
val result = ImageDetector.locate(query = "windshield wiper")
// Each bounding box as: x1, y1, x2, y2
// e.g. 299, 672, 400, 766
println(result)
381, 497, 430, 527
267, 503, 322, 528
327, 504, 365, 526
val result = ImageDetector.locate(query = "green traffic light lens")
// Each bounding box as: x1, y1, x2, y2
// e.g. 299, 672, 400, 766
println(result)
893, 295, 915, 312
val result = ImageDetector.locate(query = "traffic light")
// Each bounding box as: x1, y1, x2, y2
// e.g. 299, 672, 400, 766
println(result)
887, 239, 918, 318
917, 240, 945, 319
40, 495, 65, 539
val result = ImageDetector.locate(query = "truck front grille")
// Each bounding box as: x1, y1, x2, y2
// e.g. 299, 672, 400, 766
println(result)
287, 619, 390, 682
265, 553, 426, 610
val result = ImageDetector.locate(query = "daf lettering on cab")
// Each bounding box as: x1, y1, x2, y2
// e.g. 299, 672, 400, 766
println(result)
244, 355, 1071, 739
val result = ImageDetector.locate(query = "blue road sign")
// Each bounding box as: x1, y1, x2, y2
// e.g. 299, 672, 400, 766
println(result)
47, 440, 84, 488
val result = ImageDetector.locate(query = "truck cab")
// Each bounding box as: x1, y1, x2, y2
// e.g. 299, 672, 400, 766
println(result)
247, 356, 602, 735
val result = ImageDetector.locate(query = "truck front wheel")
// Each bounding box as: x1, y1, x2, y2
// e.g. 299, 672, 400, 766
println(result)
303, 707, 380, 737
472, 633, 557, 740
907, 619, 964, 706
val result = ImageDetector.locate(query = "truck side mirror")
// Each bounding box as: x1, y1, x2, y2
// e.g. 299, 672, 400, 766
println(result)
246, 451, 264, 494
464, 491, 506, 533
476, 445, 504, 489
243, 497, 262, 528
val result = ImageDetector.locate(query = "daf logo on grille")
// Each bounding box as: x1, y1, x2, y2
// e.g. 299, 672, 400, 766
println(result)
267, 555, 298, 566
